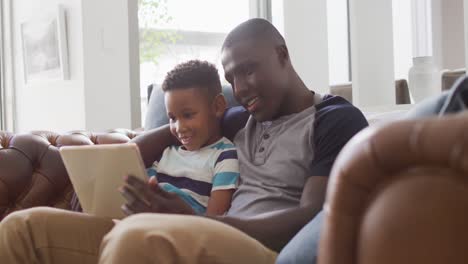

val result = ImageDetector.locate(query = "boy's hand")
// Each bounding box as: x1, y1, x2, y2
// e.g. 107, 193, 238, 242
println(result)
119, 175, 196, 216
148, 175, 158, 188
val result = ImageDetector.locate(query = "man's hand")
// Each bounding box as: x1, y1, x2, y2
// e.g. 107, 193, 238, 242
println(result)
119, 175, 196, 216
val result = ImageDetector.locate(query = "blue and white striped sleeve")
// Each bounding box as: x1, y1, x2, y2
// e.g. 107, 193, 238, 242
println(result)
211, 148, 240, 191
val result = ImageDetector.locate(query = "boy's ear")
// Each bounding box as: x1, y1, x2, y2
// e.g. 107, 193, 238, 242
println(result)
213, 93, 227, 118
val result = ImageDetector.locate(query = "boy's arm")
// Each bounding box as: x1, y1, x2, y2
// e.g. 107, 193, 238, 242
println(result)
205, 189, 235, 216
205, 144, 240, 216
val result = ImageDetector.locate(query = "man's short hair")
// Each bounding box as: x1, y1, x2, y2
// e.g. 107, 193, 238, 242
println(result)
222, 18, 285, 51
161, 60, 222, 98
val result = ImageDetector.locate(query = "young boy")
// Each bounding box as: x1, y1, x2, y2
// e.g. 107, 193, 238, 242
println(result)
144, 60, 239, 216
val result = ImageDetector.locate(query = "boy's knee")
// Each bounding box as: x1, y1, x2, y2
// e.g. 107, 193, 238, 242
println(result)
103, 214, 185, 246
1, 207, 62, 238
104, 215, 150, 246
1, 212, 25, 239
100, 214, 182, 263
0, 208, 44, 242
8, 206, 56, 223
109, 213, 198, 238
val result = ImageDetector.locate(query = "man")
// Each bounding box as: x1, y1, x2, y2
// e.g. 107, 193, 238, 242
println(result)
0, 18, 367, 264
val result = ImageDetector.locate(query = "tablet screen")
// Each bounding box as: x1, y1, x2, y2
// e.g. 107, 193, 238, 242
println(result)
60, 143, 147, 219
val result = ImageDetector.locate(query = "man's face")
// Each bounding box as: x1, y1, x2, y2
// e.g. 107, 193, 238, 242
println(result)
221, 40, 288, 122
165, 88, 220, 151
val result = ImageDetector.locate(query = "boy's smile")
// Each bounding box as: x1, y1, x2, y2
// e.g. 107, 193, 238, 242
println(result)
165, 87, 223, 151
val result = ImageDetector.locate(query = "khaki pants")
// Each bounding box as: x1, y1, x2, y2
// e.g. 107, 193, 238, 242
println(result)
0, 207, 277, 264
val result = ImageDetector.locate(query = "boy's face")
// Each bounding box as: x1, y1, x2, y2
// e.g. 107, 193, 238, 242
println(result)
221, 39, 289, 122
165, 87, 225, 151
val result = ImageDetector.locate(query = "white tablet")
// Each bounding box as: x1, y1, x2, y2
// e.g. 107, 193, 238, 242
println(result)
60, 143, 148, 219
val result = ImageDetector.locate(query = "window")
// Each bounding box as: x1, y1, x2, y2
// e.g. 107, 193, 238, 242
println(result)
138, 0, 250, 125
271, 0, 284, 35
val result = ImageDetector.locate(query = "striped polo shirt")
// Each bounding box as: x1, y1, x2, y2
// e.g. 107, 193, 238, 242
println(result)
147, 137, 240, 214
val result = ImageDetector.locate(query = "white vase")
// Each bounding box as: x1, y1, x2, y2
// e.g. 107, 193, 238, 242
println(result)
408, 56, 441, 103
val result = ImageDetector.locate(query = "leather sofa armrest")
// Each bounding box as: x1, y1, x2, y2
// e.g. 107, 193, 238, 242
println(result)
319, 111, 468, 264
0, 129, 142, 220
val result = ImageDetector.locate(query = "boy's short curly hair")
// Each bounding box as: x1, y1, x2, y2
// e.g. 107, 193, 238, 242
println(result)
161, 60, 222, 97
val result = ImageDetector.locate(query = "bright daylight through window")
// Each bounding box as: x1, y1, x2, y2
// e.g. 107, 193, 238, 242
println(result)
138, 0, 249, 124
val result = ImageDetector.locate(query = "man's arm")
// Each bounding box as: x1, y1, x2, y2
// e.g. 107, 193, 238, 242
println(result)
121, 174, 326, 252
120, 100, 366, 251
212, 176, 327, 251
216, 99, 368, 251
130, 124, 178, 167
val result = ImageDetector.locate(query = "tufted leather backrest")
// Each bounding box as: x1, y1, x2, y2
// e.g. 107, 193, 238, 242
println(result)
318, 112, 468, 264
0, 129, 141, 220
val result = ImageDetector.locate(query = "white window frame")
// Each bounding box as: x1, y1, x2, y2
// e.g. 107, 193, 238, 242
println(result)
0, 0, 15, 132
250, 0, 272, 20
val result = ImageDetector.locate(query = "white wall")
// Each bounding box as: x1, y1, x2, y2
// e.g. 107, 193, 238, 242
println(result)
441, 0, 465, 69
10, 0, 140, 132
465, 0, 468, 69
81, 0, 140, 131
349, 0, 395, 107
327, 0, 349, 85
393, 0, 414, 81
432, 0, 465, 70
12, 0, 85, 132
282, 0, 329, 93
432, 0, 443, 68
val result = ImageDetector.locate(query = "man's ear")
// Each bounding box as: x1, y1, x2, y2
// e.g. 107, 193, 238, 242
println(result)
213, 93, 227, 118
276, 44, 289, 66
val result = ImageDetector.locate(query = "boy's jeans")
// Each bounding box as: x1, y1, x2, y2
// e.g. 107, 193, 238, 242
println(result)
276, 210, 324, 264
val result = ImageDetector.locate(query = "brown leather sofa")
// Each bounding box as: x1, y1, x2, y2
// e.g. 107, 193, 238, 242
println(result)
0, 129, 141, 220
441, 68, 465, 91
1, 110, 467, 263
319, 111, 468, 264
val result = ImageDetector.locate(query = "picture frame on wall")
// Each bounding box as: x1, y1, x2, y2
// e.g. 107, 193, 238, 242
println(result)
20, 5, 69, 83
